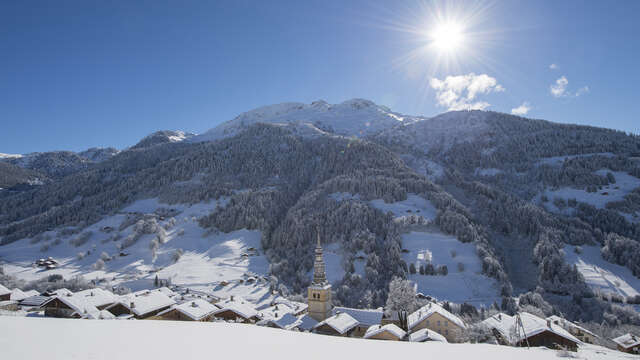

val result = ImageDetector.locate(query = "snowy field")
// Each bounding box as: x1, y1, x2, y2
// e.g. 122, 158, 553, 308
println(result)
543, 169, 640, 209
402, 231, 501, 307
0, 198, 270, 298
330, 193, 438, 221
563, 245, 640, 298
1, 316, 634, 360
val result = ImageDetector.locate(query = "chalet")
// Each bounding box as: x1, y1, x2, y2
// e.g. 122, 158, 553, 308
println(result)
155, 299, 218, 322
213, 297, 260, 323
259, 303, 296, 322
41, 294, 103, 319
9, 288, 28, 301
313, 312, 359, 337
363, 324, 406, 341
547, 315, 597, 344
332, 307, 384, 337
0, 284, 11, 301
72, 288, 117, 310
612, 333, 640, 354
407, 302, 466, 342
106, 290, 175, 319
271, 298, 308, 316
19, 295, 51, 309
0, 300, 19, 311
483, 312, 580, 351
408, 328, 448, 343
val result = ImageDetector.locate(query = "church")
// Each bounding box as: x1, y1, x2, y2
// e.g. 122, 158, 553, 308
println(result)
307, 233, 332, 322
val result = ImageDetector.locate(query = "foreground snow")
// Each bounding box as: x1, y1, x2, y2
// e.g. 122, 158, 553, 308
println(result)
0, 316, 633, 360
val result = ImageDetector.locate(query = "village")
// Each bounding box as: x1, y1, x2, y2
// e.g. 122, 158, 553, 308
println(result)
1, 236, 639, 356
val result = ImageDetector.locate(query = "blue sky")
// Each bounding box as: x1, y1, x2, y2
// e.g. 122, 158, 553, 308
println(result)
1, 0, 639, 153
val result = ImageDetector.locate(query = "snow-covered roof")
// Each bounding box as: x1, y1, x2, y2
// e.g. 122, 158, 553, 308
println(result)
173, 299, 218, 321
20, 295, 50, 307
517, 313, 580, 344
10, 288, 28, 301
113, 290, 176, 317
481, 313, 515, 339
314, 312, 359, 335
0, 284, 11, 296
46, 288, 73, 297
408, 328, 448, 343
266, 313, 301, 330
23, 290, 40, 297
483, 312, 580, 345
612, 333, 640, 349
546, 315, 596, 337
45, 294, 102, 319
73, 288, 117, 308
408, 303, 466, 331
296, 314, 318, 331
332, 307, 383, 327
364, 324, 406, 340
213, 297, 259, 320
259, 303, 295, 321
153, 287, 178, 298
272, 298, 308, 314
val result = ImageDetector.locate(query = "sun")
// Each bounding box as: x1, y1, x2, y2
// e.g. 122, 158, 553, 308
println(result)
430, 21, 465, 53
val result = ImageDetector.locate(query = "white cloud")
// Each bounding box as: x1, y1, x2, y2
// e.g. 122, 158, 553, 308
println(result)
550, 76, 589, 98
576, 86, 590, 96
549, 63, 558, 70
430, 73, 504, 111
511, 102, 531, 116
550, 76, 569, 97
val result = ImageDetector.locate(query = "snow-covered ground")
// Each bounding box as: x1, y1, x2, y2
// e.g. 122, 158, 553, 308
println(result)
330, 193, 437, 221
542, 169, 640, 211
1, 316, 633, 360
402, 231, 501, 307
536, 153, 615, 166
563, 245, 640, 298
0, 198, 270, 297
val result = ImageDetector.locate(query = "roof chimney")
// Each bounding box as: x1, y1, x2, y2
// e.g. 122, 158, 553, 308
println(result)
498, 314, 502, 320
230, 295, 234, 301
130, 301, 135, 309
191, 301, 197, 308
547, 319, 551, 328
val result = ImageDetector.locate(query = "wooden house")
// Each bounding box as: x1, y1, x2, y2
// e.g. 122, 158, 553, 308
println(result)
547, 315, 597, 344
312, 312, 358, 337
155, 299, 218, 322
408, 328, 448, 343
332, 307, 383, 338
612, 333, 640, 354
0, 284, 11, 301
212, 297, 260, 323
106, 290, 175, 319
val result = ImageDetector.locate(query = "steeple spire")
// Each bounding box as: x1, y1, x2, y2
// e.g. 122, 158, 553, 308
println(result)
312, 229, 327, 285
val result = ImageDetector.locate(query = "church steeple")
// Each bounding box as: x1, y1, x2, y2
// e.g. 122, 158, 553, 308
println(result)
312, 232, 327, 285
308, 228, 332, 321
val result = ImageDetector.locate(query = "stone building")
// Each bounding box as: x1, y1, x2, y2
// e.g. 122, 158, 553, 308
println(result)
307, 233, 332, 322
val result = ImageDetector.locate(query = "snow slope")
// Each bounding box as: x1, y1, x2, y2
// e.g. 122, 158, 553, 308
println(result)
563, 245, 640, 298
192, 99, 424, 141
542, 170, 640, 210
330, 193, 438, 222
0, 316, 632, 360
402, 231, 500, 307
0, 198, 269, 295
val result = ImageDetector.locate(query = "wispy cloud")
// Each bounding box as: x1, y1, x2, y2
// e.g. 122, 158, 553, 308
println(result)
549, 63, 558, 70
550, 76, 589, 98
511, 102, 531, 116
550, 76, 569, 97
430, 73, 504, 111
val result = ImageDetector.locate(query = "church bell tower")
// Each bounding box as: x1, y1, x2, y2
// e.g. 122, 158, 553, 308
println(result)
308, 231, 332, 321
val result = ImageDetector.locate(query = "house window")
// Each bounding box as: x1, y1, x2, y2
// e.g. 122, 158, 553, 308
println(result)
437, 320, 441, 326
445, 330, 449, 335
426, 320, 430, 326
445, 321, 448, 326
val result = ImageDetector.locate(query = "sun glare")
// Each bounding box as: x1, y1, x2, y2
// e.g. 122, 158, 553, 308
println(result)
430, 21, 464, 52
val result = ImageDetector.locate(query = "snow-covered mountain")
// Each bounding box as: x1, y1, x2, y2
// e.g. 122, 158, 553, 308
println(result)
192, 99, 424, 142
2, 100, 640, 326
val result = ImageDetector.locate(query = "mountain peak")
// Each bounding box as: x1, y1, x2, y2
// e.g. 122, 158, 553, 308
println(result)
192, 99, 423, 142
